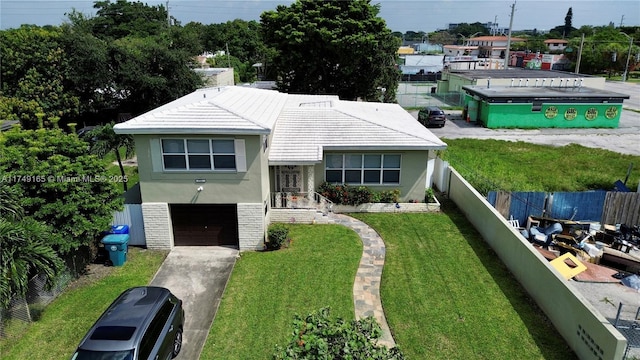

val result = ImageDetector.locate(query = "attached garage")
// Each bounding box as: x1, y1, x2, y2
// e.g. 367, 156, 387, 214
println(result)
170, 204, 238, 247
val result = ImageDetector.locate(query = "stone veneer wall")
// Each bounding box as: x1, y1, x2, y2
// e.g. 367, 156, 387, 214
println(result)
269, 209, 317, 224
237, 203, 266, 250
141, 202, 174, 249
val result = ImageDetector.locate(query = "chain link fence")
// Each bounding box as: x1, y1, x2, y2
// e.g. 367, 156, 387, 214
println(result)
0, 270, 73, 338
396, 82, 464, 109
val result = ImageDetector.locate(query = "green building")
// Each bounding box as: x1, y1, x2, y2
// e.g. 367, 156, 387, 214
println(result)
462, 85, 630, 129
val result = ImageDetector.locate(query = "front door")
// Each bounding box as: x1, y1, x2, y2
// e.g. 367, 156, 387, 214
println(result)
279, 165, 302, 193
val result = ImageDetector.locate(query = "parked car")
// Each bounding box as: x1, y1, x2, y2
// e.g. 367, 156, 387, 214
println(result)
418, 106, 446, 127
71, 286, 184, 360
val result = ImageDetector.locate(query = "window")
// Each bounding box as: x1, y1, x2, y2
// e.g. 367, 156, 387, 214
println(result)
139, 300, 174, 360
161, 139, 236, 171
325, 154, 401, 185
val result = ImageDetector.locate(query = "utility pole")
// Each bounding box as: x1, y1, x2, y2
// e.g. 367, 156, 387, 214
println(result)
492, 15, 498, 36
575, 33, 584, 74
621, 33, 633, 82
504, 2, 516, 70
166, 1, 170, 26
620, 15, 625, 28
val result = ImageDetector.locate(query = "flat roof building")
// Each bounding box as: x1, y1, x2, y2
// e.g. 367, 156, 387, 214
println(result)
461, 84, 630, 129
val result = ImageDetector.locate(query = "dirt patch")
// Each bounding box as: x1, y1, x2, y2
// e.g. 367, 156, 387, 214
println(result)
64, 262, 115, 292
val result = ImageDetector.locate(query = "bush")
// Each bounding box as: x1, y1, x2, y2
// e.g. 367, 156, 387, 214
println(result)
425, 188, 436, 203
348, 186, 372, 205
377, 189, 400, 203
318, 182, 400, 206
273, 307, 404, 360
266, 224, 289, 251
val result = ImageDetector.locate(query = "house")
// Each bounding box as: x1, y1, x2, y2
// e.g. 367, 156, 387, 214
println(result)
193, 67, 235, 87
544, 39, 568, 52
444, 36, 526, 59
113, 86, 447, 251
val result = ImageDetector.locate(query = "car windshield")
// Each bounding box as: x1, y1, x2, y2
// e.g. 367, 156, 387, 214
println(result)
71, 349, 134, 360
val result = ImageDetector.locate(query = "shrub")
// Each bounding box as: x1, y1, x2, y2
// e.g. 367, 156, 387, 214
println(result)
273, 307, 405, 360
266, 224, 289, 251
378, 189, 400, 203
425, 188, 436, 203
348, 186, 372, 205
318, 182, 400, 206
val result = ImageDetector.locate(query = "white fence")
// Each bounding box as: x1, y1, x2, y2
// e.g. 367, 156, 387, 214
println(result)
112, 204, 145, 246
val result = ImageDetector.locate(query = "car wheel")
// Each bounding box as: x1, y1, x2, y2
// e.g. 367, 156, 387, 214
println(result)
172, 328, 183, 358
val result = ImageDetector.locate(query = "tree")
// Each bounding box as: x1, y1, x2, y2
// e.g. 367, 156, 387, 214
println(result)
89, 0, 170, 40
0, 129, 123, 254
0, 25, 81, 129
0, 184, 63, 310
429, 31, 457, 46
564, 7, 573, 38
260, 0, 400, 102
85, 123, 135, 191
64, 2, 201, 119
273, 308, 404, 359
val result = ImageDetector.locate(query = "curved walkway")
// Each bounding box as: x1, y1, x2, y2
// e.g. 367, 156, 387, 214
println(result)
331, 213, 396, 348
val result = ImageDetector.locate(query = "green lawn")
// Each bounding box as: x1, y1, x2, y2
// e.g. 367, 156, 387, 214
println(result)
0, 248, 168, 360
440, 139, 640, 193
352, 208, 577, 359
201, 225, 362, 359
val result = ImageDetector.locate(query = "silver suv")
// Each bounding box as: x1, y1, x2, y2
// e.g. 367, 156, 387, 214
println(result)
72, 287, 184, 360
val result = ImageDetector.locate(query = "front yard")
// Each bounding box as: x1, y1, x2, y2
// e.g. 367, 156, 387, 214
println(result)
1, 203, 577, 359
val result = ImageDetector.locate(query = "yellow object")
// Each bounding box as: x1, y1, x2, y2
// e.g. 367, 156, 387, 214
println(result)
550, 252, 588, 280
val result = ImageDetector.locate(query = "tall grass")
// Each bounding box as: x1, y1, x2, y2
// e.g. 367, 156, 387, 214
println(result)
440, 139, 640, 194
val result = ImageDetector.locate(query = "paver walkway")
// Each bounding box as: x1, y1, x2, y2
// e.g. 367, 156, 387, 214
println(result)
330, 213, 396, 348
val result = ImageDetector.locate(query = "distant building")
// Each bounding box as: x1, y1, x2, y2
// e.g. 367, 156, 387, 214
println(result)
446, 22, 508, 35
194, 52, 235, 87
443, 35, 525, 58
462, 84, 629, 129
544, 39, 569, 52
193, 68, 235, 87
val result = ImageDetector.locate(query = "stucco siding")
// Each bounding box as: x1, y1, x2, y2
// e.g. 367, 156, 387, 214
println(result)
134, 134, 266, 204
313, 150, 430, 201
141, 203, 174, 249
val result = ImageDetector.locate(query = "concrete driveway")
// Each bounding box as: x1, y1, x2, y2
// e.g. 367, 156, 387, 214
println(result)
150, 246, 238, 360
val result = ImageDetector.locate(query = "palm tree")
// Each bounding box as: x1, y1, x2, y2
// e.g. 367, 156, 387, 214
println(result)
0, 184, 63, 310
84, 123, 135, 191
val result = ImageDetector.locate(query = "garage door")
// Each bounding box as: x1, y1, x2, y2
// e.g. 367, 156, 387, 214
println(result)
170, 204, 238, 247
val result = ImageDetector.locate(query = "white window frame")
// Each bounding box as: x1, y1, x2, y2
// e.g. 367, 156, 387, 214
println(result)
324, 154, 401, 185
160, 138, 241, 172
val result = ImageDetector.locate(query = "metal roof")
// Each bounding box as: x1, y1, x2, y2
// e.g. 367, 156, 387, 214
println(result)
462, 85, 631, 100
450, 69, 595, 80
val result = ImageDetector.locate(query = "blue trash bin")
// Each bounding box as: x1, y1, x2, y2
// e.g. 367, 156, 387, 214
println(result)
101, 234, 130, 266
110, 225, 130, 234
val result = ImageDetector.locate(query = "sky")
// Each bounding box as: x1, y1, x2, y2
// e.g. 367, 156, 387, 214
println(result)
0, 0, 638, 33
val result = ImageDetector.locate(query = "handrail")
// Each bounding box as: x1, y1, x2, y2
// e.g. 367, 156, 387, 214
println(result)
270, 191, 333, 214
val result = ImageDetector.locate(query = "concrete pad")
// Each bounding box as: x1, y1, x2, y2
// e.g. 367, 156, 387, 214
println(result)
149, 246, 238, 360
